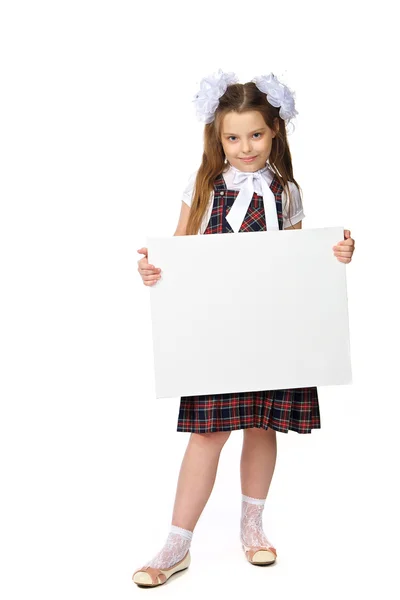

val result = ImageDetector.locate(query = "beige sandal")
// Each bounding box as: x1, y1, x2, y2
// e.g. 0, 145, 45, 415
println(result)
242, 544, 277, 565
132, 551, 191, 587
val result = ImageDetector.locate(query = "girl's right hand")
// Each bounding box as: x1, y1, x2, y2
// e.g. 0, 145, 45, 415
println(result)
137, 247, 162, 286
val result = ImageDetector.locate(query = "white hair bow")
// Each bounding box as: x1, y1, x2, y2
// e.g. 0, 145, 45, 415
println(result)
193, 69, 297, 124
192, 68, 239, 124
251, 73, 298, 122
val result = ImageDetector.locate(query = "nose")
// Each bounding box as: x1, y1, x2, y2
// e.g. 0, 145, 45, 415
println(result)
241, 139, 252, 153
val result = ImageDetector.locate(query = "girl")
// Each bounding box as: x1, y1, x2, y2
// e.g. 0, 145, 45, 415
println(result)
133, 69, 355, 587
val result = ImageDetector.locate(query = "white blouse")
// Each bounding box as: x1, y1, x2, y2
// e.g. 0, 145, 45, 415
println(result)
181, 162, 305, 234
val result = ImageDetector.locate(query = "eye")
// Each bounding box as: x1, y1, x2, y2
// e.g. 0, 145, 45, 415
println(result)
227, 133, 262, 142
228, 132, 262, 141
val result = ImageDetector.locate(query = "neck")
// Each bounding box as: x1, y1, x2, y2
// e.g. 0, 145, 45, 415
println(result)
228, 160, 270, 174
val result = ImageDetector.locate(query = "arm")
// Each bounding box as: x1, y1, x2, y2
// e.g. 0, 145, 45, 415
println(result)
284, 220, 302, 230
173, 201, 191, 236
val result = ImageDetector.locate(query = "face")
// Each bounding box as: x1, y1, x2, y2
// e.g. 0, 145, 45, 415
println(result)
220, 110, 278, 172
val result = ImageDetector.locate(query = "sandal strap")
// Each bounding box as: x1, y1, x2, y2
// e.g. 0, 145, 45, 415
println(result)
133, 566, 166, 585
243, 544, 277, 561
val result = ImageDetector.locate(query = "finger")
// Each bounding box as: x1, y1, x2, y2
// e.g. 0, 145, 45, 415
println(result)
140, 269, 161, 277
336, 257, 351, 263
138, 258, 158, 270
333, 246, 353, 253
344, 230, 351, 238
333, 239, 354, 248
144, 276, 161, 285
333, 244, 354, 251
333, 250, 353, 257
141, 271, 161, 280
139, 264, 161, 273
138, 257, 161, 270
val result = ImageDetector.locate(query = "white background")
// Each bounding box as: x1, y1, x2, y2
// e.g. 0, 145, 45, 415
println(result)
0, 1, 399, 599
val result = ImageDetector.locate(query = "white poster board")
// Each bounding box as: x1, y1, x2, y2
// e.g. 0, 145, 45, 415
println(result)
147, 227, 352, 399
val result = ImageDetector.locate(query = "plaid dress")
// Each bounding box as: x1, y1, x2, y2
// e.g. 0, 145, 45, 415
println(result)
177, 171, 321, 435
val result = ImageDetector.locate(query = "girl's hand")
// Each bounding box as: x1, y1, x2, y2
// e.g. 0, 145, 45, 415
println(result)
137, 247, 162, 286
332, 230, 355, 263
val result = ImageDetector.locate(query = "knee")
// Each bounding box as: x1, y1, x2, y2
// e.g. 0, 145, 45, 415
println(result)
190, 430, 231, 449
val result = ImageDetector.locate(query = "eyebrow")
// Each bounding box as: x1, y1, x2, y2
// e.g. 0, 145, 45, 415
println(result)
223, 128, 267, 136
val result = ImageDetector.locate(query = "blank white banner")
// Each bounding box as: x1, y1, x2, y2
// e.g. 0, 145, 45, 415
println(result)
147, 227, 352, 399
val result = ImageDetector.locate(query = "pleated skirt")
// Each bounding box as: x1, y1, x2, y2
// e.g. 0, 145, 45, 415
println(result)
177, 387, 321, 434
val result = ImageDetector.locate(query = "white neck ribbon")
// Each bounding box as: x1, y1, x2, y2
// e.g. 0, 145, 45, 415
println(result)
226, 169, 279, 232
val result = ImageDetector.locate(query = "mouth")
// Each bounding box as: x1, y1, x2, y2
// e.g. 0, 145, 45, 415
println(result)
240, 156, 257, 162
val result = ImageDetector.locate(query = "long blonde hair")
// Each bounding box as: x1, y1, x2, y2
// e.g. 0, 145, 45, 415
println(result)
186, 81, 301, 236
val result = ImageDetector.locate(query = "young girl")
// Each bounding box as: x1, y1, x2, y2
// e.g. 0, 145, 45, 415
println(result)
133, 69, 355, 587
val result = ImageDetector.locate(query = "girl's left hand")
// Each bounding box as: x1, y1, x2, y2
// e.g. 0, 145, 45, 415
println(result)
332, 230, 355, 263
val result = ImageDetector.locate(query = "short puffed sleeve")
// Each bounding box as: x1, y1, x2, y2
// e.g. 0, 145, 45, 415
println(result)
181, 170, 197, 207
282, 181, 305, 228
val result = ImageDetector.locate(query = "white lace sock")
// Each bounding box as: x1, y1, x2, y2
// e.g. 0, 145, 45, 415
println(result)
143, 525, 193, 570
240, 494, 274, 548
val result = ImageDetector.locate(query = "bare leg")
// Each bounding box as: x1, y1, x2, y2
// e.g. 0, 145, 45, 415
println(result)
172, 431, 232, 530
139, 431, 231, 570
240, 427, 277, 497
